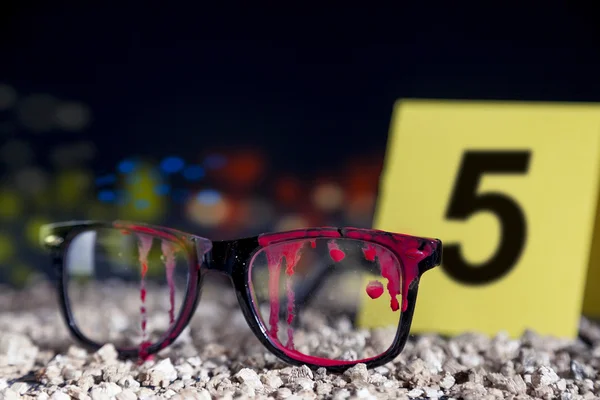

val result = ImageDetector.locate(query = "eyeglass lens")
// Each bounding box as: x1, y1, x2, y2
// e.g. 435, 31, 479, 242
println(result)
248, 238, 404, 364
64, 228, 190, 351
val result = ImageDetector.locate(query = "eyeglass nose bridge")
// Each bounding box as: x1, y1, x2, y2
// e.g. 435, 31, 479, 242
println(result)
200, 236, 260, 277
201, 240, 236, 276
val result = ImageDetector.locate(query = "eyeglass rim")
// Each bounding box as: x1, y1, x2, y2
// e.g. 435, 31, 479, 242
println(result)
43, 221, 203, 358
40, 220, 442, 372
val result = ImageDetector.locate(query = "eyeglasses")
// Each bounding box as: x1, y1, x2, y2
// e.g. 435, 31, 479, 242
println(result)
39, 220, 442, 372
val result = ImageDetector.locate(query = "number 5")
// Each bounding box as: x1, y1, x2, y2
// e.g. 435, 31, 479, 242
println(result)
443, 150, 531, 285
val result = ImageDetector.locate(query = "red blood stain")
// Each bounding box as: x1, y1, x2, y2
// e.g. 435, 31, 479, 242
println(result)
284, 245, 300, 350
286, 283, 296, 326
309, 239, 316, 248
114, 222, 188, 243
137, 234, 153, 356
257, 226, 441, 365
286, 327, 295, 350
138, 340, 153, 362
363, 244, 376, 261
266, 263, 281, 339
366, 280, 384, 299
343, 229, 433, 312
327, 240, 345, 262
330, 249, 345, 262
258, 229, 340, 245
161, 240, 177, 325
378, 248, 401, 311
263, 240, 306, 343
285, 279, 296, 350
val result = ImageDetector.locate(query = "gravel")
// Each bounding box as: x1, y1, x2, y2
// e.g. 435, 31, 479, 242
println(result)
1, 278, 600, 399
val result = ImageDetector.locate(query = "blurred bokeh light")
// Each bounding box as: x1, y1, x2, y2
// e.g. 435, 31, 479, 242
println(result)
0, 81, 385, 286
9, 2, 590, 289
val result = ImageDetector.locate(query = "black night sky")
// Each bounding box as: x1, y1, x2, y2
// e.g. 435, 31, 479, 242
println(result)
1, 2, 599, 176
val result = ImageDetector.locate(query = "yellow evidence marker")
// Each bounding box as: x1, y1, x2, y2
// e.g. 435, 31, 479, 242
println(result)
363, 99, 600, 339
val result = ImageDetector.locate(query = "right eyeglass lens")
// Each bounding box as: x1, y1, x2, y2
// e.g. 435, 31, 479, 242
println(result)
64, 227, 190, 351
248, 237, 404, 364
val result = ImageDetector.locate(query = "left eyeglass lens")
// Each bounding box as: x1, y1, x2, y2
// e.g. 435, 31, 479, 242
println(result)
64, 228, 190, 350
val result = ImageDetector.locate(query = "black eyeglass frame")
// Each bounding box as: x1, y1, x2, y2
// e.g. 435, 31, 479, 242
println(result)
40, 220, 442, 372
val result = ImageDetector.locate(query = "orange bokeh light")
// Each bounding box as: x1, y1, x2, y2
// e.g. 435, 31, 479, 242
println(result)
212, 149, 266, 189
344, 156, 383, 197
274, 176, 304, 206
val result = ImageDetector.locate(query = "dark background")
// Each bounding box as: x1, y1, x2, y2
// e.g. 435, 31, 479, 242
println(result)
1, 2, 599, 286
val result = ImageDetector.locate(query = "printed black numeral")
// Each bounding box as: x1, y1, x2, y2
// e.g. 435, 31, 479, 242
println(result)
442, 150, 531, 284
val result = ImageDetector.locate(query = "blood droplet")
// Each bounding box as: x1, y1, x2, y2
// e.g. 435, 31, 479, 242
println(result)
363, 245, 376, 261
366, 280, 384, 299
263, 240, 307, 344
330, 249, 345, 262
327, 240, 345, 262
390, 297, 400, 311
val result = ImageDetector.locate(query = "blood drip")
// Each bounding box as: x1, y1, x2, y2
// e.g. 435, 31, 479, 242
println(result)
327, 240, 345, 262
137, 234, 153, 359
161, 240, 177, 325
264, 241, 306, 346
366, 280, 384, 299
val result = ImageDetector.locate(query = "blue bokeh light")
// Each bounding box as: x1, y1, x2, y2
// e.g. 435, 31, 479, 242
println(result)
118, 160, 136, 174
98, 190, 116, 203
160, 156, 185, 173
183, 165, 205, 181
196, 189, 221, 205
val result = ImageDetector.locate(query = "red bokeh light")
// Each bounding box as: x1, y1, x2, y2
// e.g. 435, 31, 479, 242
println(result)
211, 149, 266, 191
274, 176, 304, 207
343, 156, 384, 197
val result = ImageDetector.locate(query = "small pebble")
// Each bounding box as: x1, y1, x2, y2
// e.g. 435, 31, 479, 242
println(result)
70, 386, 91, 400
276, 387, 293, 399
93, 344, 118, 364
49, 391, 71, 400
115, 389, 137, 400
234, 368, 263, 391
261, 371, 283, 390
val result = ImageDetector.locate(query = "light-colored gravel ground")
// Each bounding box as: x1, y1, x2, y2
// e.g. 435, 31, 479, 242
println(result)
1, 278, 600, 399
